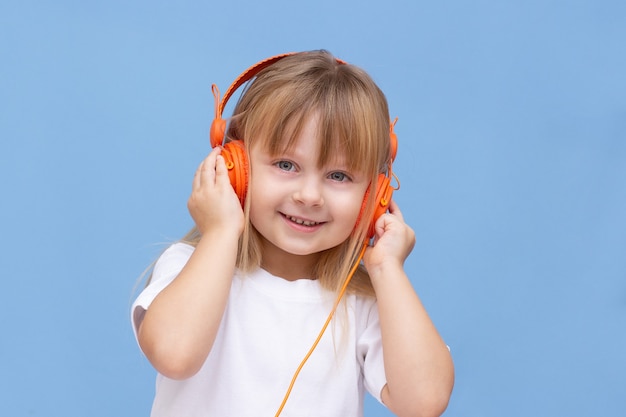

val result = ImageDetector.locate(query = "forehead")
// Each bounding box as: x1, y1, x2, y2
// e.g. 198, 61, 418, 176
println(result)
255, 112, 362, 170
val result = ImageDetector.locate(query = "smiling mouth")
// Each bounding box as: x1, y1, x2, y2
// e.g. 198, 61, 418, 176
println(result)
284, 214, 322, 227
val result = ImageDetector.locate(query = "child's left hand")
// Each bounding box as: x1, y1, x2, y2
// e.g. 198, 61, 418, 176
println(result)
363, 200, 454, 416
362, 200, 416, 276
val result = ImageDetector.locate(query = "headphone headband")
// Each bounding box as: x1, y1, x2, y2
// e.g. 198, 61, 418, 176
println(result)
216, 53, 295, 120
210, 52, 352, 149
210, 53, 295, 148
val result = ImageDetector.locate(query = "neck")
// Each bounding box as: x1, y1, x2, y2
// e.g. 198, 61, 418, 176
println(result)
259, 243, 321, 281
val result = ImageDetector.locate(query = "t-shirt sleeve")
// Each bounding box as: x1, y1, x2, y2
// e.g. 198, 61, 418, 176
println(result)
356, 298, 387, 404
130, 242, 195, 342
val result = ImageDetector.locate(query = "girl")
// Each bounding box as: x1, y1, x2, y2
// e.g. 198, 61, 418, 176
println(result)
131, 50, 454, 417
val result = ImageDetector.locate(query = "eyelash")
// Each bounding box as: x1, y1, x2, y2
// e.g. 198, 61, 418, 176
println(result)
328, 171, 351, 182
274, 160, 352, 182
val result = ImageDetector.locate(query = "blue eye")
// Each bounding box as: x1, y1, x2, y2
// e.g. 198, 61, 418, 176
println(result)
276, 161, 295, 171
329, 171, 350, 182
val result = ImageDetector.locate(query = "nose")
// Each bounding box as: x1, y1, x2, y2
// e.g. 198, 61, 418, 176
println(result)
293, 176, 324, 207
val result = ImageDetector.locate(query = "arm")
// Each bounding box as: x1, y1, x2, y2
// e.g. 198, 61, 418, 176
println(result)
137, 147, 244, 380
364, 200, 454, 417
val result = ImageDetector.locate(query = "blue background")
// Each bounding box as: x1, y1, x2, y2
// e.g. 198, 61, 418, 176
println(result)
1, 1, 624, 416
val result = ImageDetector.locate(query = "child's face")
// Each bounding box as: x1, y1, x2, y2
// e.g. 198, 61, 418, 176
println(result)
248, 115, 369, 271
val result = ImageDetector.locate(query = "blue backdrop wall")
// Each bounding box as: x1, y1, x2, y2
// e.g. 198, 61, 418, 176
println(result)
1, 1, 624, 416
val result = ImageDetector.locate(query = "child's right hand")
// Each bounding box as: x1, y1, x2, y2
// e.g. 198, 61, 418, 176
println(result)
187, 147, 244, 236
140, 147, 243, 379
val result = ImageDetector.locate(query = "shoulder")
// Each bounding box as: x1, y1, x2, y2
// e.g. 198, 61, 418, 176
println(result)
134, 242, 196, 308
345, 293, 380, 334
152, 242, 195, 281
158, 241, 195, 263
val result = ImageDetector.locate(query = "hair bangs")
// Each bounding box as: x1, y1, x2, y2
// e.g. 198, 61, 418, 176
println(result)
315, 96, 386, 178
232, 81, 318, 158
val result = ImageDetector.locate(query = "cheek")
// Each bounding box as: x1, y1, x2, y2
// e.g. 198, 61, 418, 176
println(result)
247, 172, 282, 226
247, 183, 267, 221
336, 187, 368, 222
247, 170, 270, 206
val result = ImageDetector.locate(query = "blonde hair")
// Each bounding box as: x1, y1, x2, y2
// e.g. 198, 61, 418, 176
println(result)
182, 50, 392, 296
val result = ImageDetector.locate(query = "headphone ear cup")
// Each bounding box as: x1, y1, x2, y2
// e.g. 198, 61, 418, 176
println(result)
357, 173, 393, 238
220, 140, 248, 206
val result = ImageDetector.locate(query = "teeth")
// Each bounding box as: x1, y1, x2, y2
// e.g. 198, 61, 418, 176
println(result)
288, 216, 319, 226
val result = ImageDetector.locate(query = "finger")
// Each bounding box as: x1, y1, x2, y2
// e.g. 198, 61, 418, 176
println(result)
192, 158, 206, 191
199, 147, 224, 186
214, 154, 231, 187
193, 153, 212, 190
387, 199, 404, 221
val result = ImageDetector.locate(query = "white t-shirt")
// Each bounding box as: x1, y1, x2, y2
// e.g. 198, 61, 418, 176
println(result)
132, 243, 387, 417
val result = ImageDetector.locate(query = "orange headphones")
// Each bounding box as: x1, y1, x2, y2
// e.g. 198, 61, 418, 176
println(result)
209, 52, 398, 238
